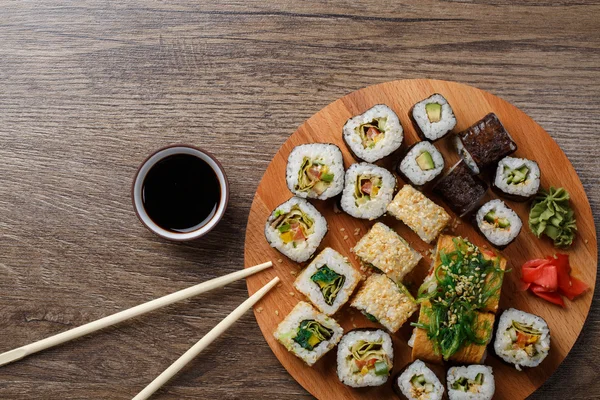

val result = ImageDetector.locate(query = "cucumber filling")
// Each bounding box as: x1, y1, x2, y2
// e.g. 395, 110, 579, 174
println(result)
310, 265, 345, 306
451, 373, 484, 392
503, 165, 530, 185
484, 210, 511, 229
348, 339, 391, 376
410, 374, 435, 396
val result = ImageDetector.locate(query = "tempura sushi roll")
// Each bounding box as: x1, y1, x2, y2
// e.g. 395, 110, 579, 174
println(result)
494, 308, 550, 371
410, 93, 457, 141
337, 329, 394, 387
454, 113, 517, 174
343, 104, 404, 163
353, 222, 422, 283
273, 301, 343, 366
397, 142, 445, 187
493, 156, 541, 202
433, 160, 488, 217
351, 273, 418, 333
387, 185, 451, 244
264, 197, 327, 262
393, 360, 444, 400
294, 247, 362, 315
286, 143, 345, 200
475, 199, 522, 248
447, 365, 495, 400
340, 163, 396, 220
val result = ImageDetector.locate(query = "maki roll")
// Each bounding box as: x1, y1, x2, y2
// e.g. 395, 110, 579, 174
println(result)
350, 273, 418, 333
293, 247, 362, 315
410, 93, 457, 141
353, 222, 422, 283
494, 308, 550, 371
264, 197, 327, 262
286, 143, 345, 200
454, 113, 517, 174
475, 199, 522, 248
397, 142, 445, 187
343, 104, 404, 163
433, 160, 488, 217
340, 163, 396, 220
273, 301, 343, 366
386, 185, 451, 244
447, 365, 495, 400
493, 156, 541, 201
393, 360, 444, 400
336, 329, 394, 387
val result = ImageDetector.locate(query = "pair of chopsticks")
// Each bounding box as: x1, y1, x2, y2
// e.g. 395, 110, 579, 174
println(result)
0, 261, 279, 400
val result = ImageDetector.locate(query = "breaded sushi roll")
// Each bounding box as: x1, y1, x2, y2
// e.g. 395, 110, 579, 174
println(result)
447, 365, 495, 400
265, 197, 327, 262
294, 247, 362, 315
340, 163, 396, 220
351, 273, 418, 333
454, 113, 517, 174
286, 143, 345, 200
410, 93, 457, 141
433, 160, 488, 217
386, 185, 451, 244
475, 199, 522, 248
397, 142, 445, 188
353, 222, 422, 283
494, 308, 550, 371
273, 301, 343, 366
337, 329, 394, 387
493, 156, 541, 202
343, 104, 404, 163
393, 360, 444, 400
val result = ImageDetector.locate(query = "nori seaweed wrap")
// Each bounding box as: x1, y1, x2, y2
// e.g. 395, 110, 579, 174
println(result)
433, 160, 488, 217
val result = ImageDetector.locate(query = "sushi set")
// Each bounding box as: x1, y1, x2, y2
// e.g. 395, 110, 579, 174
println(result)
243, 79, 597, 399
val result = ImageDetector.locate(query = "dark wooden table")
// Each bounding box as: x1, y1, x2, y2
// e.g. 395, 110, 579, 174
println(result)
1, 2, 598, 399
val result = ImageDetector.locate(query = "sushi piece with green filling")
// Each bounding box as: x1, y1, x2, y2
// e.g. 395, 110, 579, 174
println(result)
340, 163, 397, 220
447, 365, 495, 400
493, 156, 541, 202
410, 93, 457, 141
475, 199, 522, 249
393, 359, 444, 400
397, 142, 445, 188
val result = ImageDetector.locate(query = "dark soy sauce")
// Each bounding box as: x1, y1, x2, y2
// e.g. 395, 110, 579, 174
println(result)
142, 154, 220, 233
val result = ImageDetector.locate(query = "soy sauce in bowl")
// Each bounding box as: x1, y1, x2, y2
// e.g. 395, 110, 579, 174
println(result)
142, 154, 220, 233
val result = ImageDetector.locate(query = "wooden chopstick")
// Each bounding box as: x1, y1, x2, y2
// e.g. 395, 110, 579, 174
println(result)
0, 261, 273, 368
132, 276, 280, 400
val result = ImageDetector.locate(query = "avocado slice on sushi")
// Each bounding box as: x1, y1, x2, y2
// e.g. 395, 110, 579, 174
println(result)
416, 151, 435, 171
425, 102, 442, 123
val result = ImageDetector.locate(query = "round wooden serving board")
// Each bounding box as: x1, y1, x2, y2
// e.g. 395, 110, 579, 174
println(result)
243, 79, 597, 400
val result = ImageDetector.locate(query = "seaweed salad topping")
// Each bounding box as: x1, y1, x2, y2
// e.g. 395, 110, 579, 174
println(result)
413, 237, 506, 360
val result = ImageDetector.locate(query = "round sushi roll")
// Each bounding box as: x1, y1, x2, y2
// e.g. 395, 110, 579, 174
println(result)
342, 104, 404, 163
447, 365, 495, 400
340, 163, 396, 220
397, 142, 445, 187
411, 93, 457, 141
493, 156, 541, 202
286, 143, 345, 200
264, 197, 327, 262
475, 199, 522, 248
393, 359, 444, 400
336, 329, 393, 388
494, 308, 550, 371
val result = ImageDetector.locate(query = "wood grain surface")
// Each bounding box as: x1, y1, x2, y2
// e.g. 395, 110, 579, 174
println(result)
0, 1, 598, 399
244, 79, 597, 400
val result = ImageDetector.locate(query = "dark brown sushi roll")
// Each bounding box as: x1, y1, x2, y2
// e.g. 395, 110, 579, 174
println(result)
454, 113, 517, 174
433, 160, 488, 217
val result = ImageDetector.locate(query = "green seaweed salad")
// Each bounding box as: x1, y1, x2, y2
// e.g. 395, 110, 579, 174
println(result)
413, 238, 507, 360
529, 187, 577, 248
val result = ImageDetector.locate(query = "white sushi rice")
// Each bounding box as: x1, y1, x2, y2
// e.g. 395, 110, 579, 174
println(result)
447, 365, 495, 400
412, 94, 457, 141
399, 142, 445, 186
454, 135, 480, 174
264, 197, 327, 262
397, 360, 444, 400
340, 163, 396, 220
273, 301, 344, 366
337, 329, 393, 387
294, 247, 362, 315
476, 199, 522, 247
494, 308, 550, 371
494, 156, 541, 198
343, 104, 403, 163
286, 143, 345, 200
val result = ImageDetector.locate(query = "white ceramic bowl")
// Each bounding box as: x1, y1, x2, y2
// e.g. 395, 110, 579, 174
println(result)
132, 145, 229, 241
